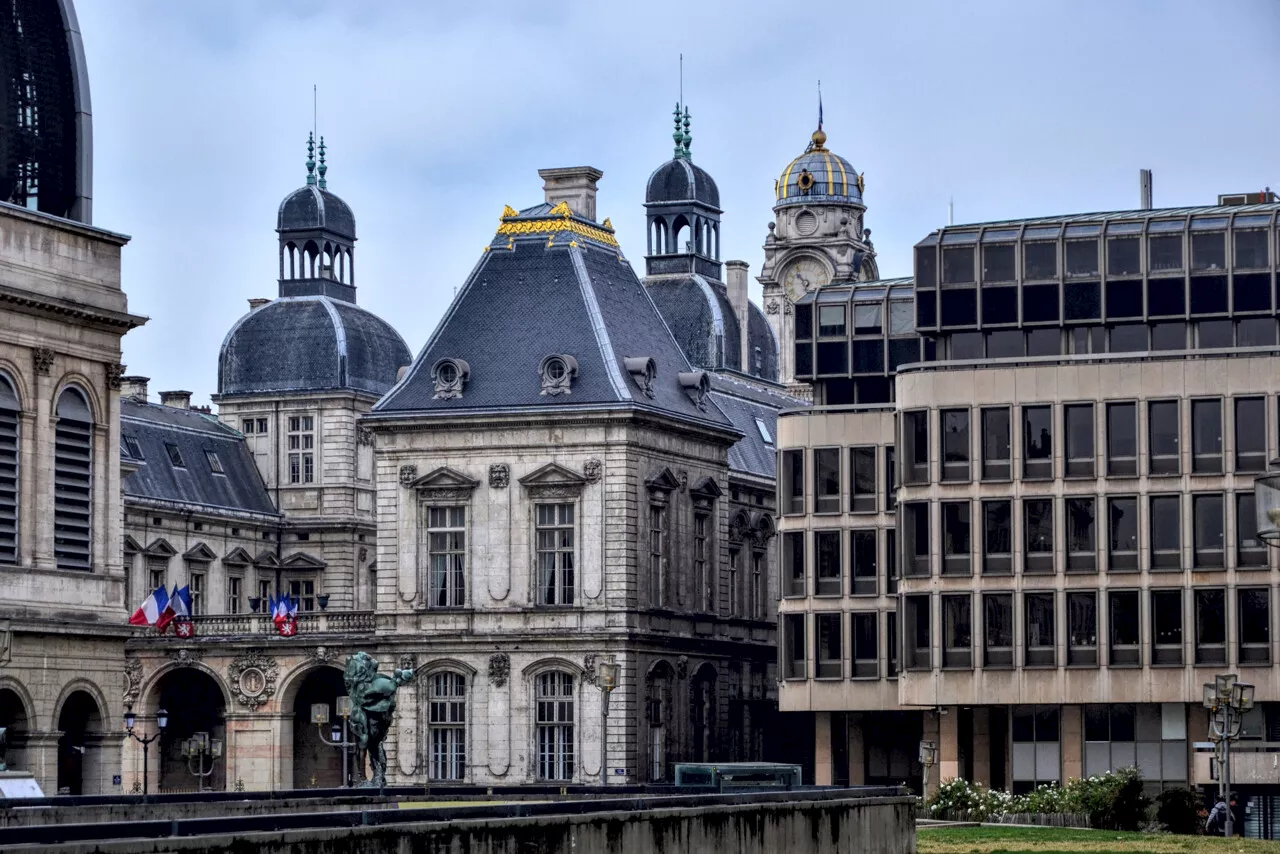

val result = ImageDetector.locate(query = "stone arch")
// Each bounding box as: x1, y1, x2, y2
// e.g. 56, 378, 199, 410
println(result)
52, 376, 102, 424
276, 661, 345, 712
418, 657, 477, 681
690, 662, 718, 763
0, 677, 34, 774
644, 659, 676, 781
288, 666, 346, 789
51, 678, 110, 733
419, 663, 473, 782
520, 657, 584, 681
671, 215, 690, 254
55, 687, 104, 795
142, 666, 230, 792
0, 361, 29, 410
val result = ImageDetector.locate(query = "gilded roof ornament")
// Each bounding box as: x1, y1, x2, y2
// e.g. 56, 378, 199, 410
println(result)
495, 216, 619, 248
501, 205, 520, 219
602, 217, 613, 231
549, 201, 572, 217
857, 172, 866, 194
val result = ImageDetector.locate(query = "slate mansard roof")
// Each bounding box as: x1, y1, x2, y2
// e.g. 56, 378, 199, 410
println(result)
645, 276, 779, 381
372, 201, 737, 434
218, 296, 412, 397
121, 398, 279, 518
646, 159, 721, 209
278, 184, 356, 239
708, 373, 807, 480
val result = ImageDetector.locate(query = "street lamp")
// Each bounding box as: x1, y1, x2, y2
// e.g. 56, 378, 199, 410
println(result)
1253, 468, 1280, 544
918, 740, 938, 805
312, 696, 354, 787
598, 660, 619, 787
1204, 673, 1254, 837
182, 731, 222, 791
123, 705, 167, 797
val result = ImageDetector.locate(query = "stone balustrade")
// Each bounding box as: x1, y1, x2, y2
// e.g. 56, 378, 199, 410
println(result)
133, 611, 377, 639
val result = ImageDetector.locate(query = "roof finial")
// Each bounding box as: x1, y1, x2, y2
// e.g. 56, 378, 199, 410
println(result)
317, 136, 328, 189
811, 80, 827, 150
305, 132, 317, 185
673, 102, 685, 159
682, 106, 692, 159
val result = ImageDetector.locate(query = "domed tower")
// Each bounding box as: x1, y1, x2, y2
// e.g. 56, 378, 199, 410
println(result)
758, 121, 877, 387
642, 105, 778, 380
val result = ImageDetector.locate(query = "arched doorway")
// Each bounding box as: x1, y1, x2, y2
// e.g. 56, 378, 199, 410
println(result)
56, 691, 102, 795
0, 687, 29, 773
644, 661, 675, 781
691, 664, 718, 763
291, 668, 345, 788
155, 669, 226, 792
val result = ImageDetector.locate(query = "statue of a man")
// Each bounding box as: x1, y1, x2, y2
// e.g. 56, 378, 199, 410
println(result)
343, 651, 413, 787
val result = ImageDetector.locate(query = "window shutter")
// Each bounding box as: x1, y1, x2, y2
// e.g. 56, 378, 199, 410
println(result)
0, 377, 19, 563
54, 389, 92, 570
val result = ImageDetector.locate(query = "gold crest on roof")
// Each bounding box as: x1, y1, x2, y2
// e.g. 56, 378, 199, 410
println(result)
548, 201, 573, 217
501, 205, 519, 219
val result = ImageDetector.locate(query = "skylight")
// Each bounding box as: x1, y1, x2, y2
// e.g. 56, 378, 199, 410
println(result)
755, 417, 773, 445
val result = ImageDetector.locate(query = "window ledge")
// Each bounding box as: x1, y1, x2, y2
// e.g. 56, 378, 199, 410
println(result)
1106, 663, 1144, 669
1065, 663, 1100, 669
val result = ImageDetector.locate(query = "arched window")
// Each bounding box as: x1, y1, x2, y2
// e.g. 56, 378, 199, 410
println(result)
427, 671, 466, 781
0, 375, 19, 564
535, 671, 574, 781
54, 387, 92, 570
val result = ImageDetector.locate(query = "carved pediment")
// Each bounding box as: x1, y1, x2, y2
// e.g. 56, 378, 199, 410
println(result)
689, 476, 723, 499
122, 535, 142, 555
223, 546, 254, 566
282, 551, 327, 570
645, 467, 681, 493
143, 538, 177, 557
183, 542, 218, 562
409, 466, 481, 501
519, 462, 588, 499
254, 550, 281, 568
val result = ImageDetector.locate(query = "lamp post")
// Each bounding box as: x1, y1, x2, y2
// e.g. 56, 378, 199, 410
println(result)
311, 696, 354, 787
598, 660, 619, 787
1203, 674, 1254, 837
918, 740, 938, 805
182, 731, 222, 792
123, 705, 167, 797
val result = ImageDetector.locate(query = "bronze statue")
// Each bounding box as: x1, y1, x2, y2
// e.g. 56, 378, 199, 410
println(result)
343, 652, 414, 787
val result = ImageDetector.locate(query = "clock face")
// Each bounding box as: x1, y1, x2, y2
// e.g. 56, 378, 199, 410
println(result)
782, 257, 830, 302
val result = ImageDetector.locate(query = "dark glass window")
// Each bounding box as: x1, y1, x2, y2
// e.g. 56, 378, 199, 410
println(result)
1238, 493, 1267, 567
1106, 402, 1137, 476
886, 609, 898, 674
1148, 400, 1180, 475
986, 329, 1023, 358
814, 448, 840, 514
1195, 589, 1226, 665
1108, 497, 1139, 570
1109, 323, 1147, 352
1067, 592, 1098, 665
1192, 231, 1226, 271
942, 502, 971, 576
1109, 591, 1140, 666
942, 247, 975, 284
850, 447, 876, 513
888, 338, 921, 371
916, 246, 938, 287
794, 342, 813, 376
1070, 326, 1106, 354
984, 593, 1014, 668
1065, 281, 1101, 321
886, 530, 898, 594
983, 287, 1018, 325
815, 530, 842, 596
1238, 317, 1277, 346
781, 449, 804, 513
784, 614, 806, 678
1234, 229, 1270, 269
1234, 273, 1272, 314
783, 531, 805, 597
1151, 590, 1183, 665
1148, 277, 1186, 316
852, 340, 884, 374
941, 409, 970, 482
1023, 242, 1057, 280
950, 332, 983, 359
905, 503, 930, 577
816, 613, 843, 678
1198, 319, 1233, 348
1193, 494, 1224, 568
889, 300, 914, 334
818, 305, 846, 337
981, 407, 1011, 480
1025, 593, 1056, 666
884, 447, 896, 511
903, 411, 929, 484
1107, 280, 1144, 319
983, 244, 1015, 282
1151, 322, 1186, 351
1065, 240, 1099, 277
851, 530, 877, 595
816, 341, 847, 374
1026, 328, 1060, 357
1239, 588, 1271, 663
1022, 283, 1060, 323
852, 612, 878, 678
1148, 234, 1183, 272
794, 304, 813, 339
941, 290, 977, 327
1067, 498, 1096, 572
1191, 399, 1223, 474
1234, 397, 1265, 473
1023, 405, 1053, 479
1064, 404, 1094, 477
1107, 237, 1141, 276
982, 500, 1012, 575
854, 303, 882, 334
942, 595, 972, 668
1024, 499, 1054, 574
906, 595, 931, 669
1150, 495, 1181, 570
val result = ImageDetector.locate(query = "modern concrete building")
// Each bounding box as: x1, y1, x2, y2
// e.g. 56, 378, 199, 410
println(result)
775, 187, 1280, 829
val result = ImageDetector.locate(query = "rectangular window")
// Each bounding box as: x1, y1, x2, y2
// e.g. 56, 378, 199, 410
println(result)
885, 530, 898, 594
1064, 404, 1095, 477
983, 243, 1015, 282
884, 447, 896, 511
1148, 400, 1180, 475
727, 550, 739, 617
906, 595, 931, 670
257, 579, 270, 605
241, 418, 255, 434
146, 555, 167, 593
849, 447, 877, 513
816, 613, 843, 679
226, 576, 242, 615
783, 531, 806, 596
1192, 230, 1226, 270
427, 506, 466, 608
1108, 497, 1138, 570
814, 448, 840, 514
1149, 234, 1183, 272
1066, 497, 1096, 572
1234, 228, 1271, 269
815, 531, 842, 596
941, 409, 971, 482
1023, 241, 1058, 280
1066, 239, 1099, 277
286, 415, 316, 484
288, 578, 316, 612
1237, 493, 1268, 568
538, 503, 575, 606
983, 593, 1014, 668
1193, 494, 1224, 568
852, 612, 878, 678
694, 513, 711, 611
535, 672, 575, 781
905, 503, 930, 577
1191, 399, 1223, 474
1195, 589, 1227, 665
1023, 405, 1053, 479
942, 595, 972, 668
188, 570, 205, 616
818, 305, 846, 337
903, 411, 929, 484
981, 407, 1011, 480
851, 530, 877, 595
1105, 402, 1137, 476
942, 501, 971, 575
886, 609, 899, 676
428, 672, 467, 781
1234, 397, 1266, 473
1108, 235, 1141, 276
751, 551, 765, 620
205, 451, 224, 474
1151, 590, 1183, 665
1067, 592, 1098, 665
781, 450, 805, 514
1025, 593, 1056, 666
982, 500, 1012, 575
1239, 588, 1271, 664
784, 614, 806, 678
1024, 499, 1054, 574
942, 246, 975, 284
1109, 591, 1140, 666
1011, 705, 1062, 792
1150, 495, 1181, 569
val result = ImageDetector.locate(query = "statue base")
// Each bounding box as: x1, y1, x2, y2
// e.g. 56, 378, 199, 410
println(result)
0, 771, 44, 798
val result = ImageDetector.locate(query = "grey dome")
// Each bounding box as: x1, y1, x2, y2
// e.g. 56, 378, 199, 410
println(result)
646, 159, 720, 209
776, 131, 861, 208
277, 185, 356, 239
218, 296, 410, 396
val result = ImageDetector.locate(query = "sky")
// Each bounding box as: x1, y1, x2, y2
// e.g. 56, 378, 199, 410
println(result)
76, 0, 1280, 406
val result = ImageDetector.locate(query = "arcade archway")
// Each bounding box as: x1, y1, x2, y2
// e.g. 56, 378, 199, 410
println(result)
56, 690, 103, 795
154, 669, 226, 792
291, 667, 345, 788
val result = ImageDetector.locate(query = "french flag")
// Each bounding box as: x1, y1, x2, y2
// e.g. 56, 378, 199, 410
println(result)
156, 585, 192, 632
129, 586, 169, 627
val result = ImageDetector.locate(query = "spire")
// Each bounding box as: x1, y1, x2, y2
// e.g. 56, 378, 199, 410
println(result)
682, 107, 692, 159
305, 132, 317, 186
672, 103, 685, 159
317, 136, 328, 189
811, 81, 827, 150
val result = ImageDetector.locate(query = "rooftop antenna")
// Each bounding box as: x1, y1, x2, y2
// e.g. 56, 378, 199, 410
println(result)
818, 79, 823, 131
948, 197, 954, 226
679, 53, 683, 109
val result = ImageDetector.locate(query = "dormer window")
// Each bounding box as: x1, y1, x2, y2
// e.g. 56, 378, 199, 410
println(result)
206, 450, 224, 474
755, 417, 773, 445
165, 442, 185, 468
624, 357, 657, 399
122, 435, 144, 460
539, 355, 579, 396
678, 370, 710, 412
432, 358, 471, 400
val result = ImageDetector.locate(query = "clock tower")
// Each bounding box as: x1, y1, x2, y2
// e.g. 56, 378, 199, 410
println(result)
759, 123, 877, 391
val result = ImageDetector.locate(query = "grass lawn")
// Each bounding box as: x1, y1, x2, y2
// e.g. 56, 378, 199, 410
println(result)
917, 825, 1280, 853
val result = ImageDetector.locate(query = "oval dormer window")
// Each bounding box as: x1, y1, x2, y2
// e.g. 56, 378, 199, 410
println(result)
539, 354, 578, 397
431, 358, 470, 400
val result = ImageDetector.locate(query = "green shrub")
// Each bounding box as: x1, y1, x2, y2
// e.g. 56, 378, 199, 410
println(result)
923, 769, 1152, 830
1155, 786, 1202, 835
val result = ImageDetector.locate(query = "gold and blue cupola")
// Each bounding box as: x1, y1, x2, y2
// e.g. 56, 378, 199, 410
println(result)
644, 104, 722, 281
776, 123, 864, 207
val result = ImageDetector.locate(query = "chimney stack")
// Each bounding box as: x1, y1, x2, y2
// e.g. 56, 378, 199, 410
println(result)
1140, 169, 1153, 210
159, 390, 192, 410
119, 375, 149, 402
248, 298, 271, 310
538, 167, 604, 222
725, 261, 751, 371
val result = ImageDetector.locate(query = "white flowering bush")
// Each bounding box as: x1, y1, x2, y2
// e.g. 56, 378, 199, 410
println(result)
924, 769, 1149, 829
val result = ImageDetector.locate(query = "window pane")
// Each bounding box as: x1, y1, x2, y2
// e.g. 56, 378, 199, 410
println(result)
1106, 402, 1137, 475
1023, 406, 1053, 478
1065, 240, 1099, 277
1148, 234, 1183, 272
942, 409, 970, 481
815, 448, 840, 514
1023, 242, 1057, 279
1234, 229, 1270, 269
783, 532, 805, 596
782, 450, 804, 513
1150, 495, 1181, 553
1067, 498, 1095, 554
1025, 594, 1055, 665
1192, 399, 1223, 473
1149, 400, 1180, 474
1235, 397, 1265, 472
983, 244, 1015, 282
1108, 237, 1140, 276
943, 596, 972, 667
1109, 497, 1138, 568
943, 247, 975, 284
851, 447, 876, 512
943, 502, 971, 574
983, 501, 1012, 569
1240, 589, 1270, 646
982, 407, 1011, 479
1110, 592, 1140, 646
904, 411, 929, 483
1025, 500, 1054, 553
1191, 231, 1226, 271
1193, 494, 1224, 566
818, 305, 846, 336
1196, 590, 1226, 647
816, 613, 843, 678
815, 531, 842, 595
890, 301, 914, 335
1068, 593, 1097, 648
1065, 404, 1094, 473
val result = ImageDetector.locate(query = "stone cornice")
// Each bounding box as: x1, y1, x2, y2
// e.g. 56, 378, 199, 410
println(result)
0, 282, 147, 332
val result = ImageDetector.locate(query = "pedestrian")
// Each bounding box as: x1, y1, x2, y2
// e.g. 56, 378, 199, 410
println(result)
1230, 793, 1245, 837
1206, 796, 1228, 836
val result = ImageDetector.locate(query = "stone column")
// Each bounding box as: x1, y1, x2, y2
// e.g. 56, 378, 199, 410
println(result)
939, 706, 960, 783
226, 711, 287, 792
971, 707, 991, 786
847, 713, 865, 786
26, 732, 60, 795
1061, 705, 1082, 782
814, 711, 832, 786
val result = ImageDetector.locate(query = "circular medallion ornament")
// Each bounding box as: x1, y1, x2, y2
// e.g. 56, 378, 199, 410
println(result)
796, 169, 815, 192
238, 667, 267, 698
227, 650, 279, 710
